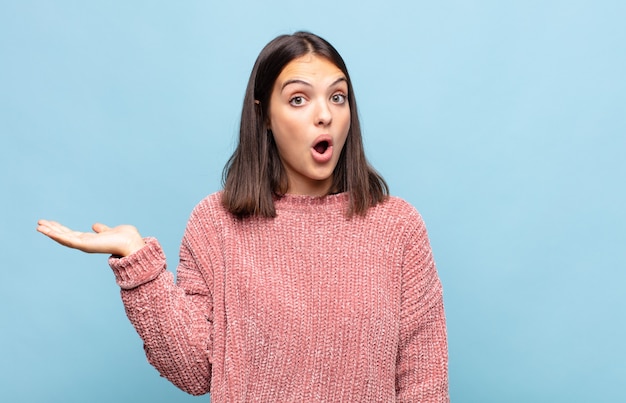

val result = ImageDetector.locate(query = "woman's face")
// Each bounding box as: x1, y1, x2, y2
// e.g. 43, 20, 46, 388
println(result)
268, 54, 350, 196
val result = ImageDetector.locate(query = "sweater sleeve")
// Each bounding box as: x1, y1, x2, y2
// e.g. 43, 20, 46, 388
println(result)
396, 212, 449, 402
108, 208, 214, 396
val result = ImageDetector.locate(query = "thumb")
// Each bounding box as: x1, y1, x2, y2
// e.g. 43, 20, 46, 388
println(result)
92, 222, 110, 233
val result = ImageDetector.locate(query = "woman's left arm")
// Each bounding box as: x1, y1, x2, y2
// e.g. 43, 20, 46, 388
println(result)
396, 214, 449, 402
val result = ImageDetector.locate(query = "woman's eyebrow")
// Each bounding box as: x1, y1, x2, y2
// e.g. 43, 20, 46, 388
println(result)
281, 77, 347, 92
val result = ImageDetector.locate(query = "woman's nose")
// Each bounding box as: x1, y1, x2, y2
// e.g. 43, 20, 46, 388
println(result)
315, 100, 332, 126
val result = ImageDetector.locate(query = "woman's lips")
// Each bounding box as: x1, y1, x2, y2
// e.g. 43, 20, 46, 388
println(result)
311, 135, 333, 163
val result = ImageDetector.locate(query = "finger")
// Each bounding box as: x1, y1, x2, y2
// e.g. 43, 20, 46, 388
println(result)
37, 227, 82, 249
37, 219, 59, 231
38, 220, 73, 235
92, 222, 110, 233
37, 220, 60, 235
36, 223, 52, 235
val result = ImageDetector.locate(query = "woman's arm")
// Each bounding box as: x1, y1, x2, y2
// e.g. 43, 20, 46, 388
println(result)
111, 235, 213, 395
37, 214, 214, 395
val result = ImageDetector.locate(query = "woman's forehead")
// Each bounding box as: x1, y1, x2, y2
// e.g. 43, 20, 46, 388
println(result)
275, 55, 345, 88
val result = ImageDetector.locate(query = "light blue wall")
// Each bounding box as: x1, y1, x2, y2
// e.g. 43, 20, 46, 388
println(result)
1, 1, 624, 402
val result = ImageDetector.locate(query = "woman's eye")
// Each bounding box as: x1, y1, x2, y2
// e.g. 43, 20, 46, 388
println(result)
289, 96, 305, 106
331, 93, 347, 104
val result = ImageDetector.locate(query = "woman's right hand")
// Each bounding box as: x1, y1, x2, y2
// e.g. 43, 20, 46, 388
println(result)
37, 220, 145, 257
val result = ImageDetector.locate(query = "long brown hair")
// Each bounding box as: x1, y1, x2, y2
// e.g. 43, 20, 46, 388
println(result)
222, 31, 388, 218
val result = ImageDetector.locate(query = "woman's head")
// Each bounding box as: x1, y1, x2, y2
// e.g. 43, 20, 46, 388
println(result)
222, 31, 387, 218
266, 53, 351, 197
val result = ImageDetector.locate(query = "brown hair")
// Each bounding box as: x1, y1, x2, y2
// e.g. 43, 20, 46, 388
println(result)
222, 31, 388, 218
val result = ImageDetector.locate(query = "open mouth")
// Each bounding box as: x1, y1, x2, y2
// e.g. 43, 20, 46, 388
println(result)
311, 135, 333, 163
313, 140, 330, 154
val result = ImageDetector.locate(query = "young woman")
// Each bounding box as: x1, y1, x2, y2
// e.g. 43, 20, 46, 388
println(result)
38, 32, 449, 402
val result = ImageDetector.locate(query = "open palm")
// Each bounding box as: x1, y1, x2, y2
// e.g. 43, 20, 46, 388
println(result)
37, 220, 144, 257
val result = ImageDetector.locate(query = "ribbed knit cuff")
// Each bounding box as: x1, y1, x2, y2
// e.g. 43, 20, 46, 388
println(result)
108, 237, 166, 290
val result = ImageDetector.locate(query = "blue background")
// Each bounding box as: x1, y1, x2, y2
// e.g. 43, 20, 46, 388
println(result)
1, 1, 624, 402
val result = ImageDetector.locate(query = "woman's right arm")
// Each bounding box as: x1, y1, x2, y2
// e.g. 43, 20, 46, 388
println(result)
37, 217, 214, 395
111, 235, 213, 396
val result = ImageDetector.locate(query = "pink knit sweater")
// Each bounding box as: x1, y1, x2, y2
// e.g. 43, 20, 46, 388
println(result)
109, 192, 448, 402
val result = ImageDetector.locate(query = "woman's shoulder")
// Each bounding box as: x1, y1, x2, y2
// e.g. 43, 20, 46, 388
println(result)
371, 196, 433, 248
198, 190, 224, 207
368, 195, 428, 235
189, 191, 229, 220
375, 195, 423, 221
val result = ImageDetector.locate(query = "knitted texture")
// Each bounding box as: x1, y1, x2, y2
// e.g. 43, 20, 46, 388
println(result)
109, 192, 448, 402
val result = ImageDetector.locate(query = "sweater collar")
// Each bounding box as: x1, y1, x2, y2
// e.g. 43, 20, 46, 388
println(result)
273, 192, 349, 212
